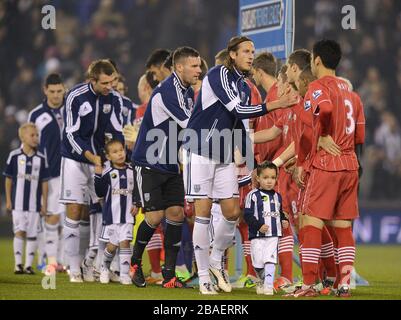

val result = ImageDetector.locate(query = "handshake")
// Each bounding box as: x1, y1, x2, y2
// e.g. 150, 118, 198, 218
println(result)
122, 120, 141, 143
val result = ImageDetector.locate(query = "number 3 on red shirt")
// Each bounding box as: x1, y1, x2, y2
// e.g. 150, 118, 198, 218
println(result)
345, 99, 355, 135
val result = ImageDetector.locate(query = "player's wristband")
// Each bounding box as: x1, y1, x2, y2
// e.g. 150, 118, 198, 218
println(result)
272, 157, 284, 168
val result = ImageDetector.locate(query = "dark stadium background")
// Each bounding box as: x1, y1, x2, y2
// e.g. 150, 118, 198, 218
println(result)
0, 0, 400, 243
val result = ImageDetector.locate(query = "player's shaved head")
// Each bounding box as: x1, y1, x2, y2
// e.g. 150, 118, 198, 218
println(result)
173, 46, 200, 68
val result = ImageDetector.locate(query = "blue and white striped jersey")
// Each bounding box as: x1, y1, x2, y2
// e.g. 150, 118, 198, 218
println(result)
94, 164, 134, 225
61, 83, 124, 164
244, 189, 287, 239
28, 99, 64, 178
183, 65, 267, 163
3, 148, 50, 212
132, 72, 194, 174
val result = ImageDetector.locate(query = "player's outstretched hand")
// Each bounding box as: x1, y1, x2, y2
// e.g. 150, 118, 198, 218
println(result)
318, 135, 341, 156
278, 91, 300, 109
123, 124, 139, 143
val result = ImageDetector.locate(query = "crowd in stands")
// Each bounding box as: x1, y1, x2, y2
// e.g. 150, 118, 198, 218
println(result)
0, 0, 400, 202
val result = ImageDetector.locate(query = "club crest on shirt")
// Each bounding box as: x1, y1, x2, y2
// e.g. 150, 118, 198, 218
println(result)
231, 81, 238, 95
194, 184, 201, 193
111, 173, 117, 179
33, 165, 39, 172
283, 125, 289, 136
144, 193, 150, 202
103, 104, 111, 114
304, 100, 311, 111
312, 90, 322, 100
122, 106, 129, 117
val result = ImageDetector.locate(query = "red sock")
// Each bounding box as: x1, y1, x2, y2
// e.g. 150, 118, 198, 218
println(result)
321, 226, 336, 279
146, 227, 163, 274
298, 227, 304, 265
318, 259, 325, 281
301, 225, 322, 286
244, 242, 256, 277
238, 221, 256, 277
278, 226, 294, 282
147, 249, 162, 274
326, 225, 340, 288
334, 226, 355, 287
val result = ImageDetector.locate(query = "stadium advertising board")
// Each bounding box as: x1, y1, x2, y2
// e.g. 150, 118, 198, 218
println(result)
354, 209, 401, 244
239, 0, 295, 59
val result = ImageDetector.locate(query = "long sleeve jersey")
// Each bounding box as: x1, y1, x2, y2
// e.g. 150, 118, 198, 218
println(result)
61, 83, 124, 163
28, 99, 64, 178
183, 65, 268, 163
132, 72, 194, 174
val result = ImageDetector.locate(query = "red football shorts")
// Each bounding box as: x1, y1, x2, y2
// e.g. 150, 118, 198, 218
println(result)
301, 168, 359, 221
278, 170, 299, 225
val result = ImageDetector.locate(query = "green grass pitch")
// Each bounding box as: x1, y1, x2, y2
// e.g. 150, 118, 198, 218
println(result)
0, 238, 400, 300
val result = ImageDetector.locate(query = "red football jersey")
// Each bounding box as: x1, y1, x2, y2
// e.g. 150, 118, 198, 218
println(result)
308, 76, 360, 171
238, 79, 263, 208
253, 83, 283, 162
274, 108, 294, 152
245, 79, 263, 128
295, 95, 316, 171
351, 91, 366, 145
135, 102, 147, 120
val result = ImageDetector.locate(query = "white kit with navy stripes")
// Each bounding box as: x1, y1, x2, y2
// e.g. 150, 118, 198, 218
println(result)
94, 164, 134, 225
3, 148, 50, 212
244, 189, 287, 239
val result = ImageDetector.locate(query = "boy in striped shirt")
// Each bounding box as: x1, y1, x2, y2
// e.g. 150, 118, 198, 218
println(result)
94, 140, 135, 285
4, 123, 50, 274
244, 161, 289, 295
